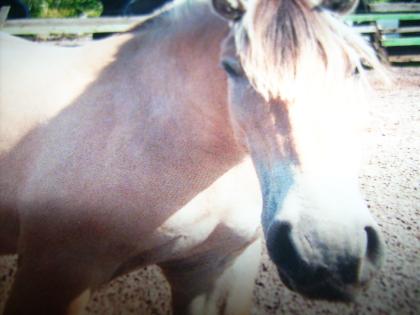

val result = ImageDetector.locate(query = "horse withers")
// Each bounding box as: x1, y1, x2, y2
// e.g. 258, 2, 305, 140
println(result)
0, 0, 385, 314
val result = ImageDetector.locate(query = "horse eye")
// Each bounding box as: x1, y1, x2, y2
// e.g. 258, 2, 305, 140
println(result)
221, 58, 244, 78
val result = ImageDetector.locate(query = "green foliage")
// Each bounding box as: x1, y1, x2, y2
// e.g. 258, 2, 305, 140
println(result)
23, 0, 103, 17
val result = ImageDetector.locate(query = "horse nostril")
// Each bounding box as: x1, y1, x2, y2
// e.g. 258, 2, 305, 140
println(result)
267, 221, 300, 270
364, 226, 384, 266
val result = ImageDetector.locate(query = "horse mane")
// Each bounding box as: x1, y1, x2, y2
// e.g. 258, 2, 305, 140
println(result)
235, 0, 388, 102
128, 0, 210, 36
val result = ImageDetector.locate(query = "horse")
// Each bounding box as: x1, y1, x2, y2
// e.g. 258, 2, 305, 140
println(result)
0, 0, 386, 314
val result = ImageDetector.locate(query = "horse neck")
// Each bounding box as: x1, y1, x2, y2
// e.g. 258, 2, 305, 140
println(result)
107, 4, 246, 194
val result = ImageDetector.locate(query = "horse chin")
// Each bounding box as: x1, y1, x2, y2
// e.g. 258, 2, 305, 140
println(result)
277, 268, 358, 302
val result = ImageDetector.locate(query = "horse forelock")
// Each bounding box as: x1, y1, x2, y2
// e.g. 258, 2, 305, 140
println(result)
234, 0, 388, 103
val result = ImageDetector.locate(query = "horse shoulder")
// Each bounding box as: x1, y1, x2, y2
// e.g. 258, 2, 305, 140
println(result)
0, 34, 128, 154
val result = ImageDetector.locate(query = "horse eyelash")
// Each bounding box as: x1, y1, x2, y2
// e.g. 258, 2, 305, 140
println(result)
221, 59, 243, 78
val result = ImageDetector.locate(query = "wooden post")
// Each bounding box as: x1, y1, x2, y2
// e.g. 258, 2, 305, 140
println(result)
0, 6, 10, 27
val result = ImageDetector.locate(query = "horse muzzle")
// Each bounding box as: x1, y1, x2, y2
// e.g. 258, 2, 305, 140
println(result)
266, 220, 385, 302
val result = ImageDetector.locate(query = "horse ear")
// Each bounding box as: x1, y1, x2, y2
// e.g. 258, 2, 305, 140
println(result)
320, 0, 359, 15
212, 0, 246, 21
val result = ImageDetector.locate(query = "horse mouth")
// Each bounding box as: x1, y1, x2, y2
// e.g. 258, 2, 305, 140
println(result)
277, 268, 357, 302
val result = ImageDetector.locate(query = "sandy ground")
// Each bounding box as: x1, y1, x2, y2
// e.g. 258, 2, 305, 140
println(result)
0, 66, 419, 314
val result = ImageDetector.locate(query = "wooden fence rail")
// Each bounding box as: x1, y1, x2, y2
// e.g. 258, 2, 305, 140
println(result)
0, 16, 149, 35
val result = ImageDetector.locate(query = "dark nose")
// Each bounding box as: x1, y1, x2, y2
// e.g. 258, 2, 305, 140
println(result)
266, 220, 384, 301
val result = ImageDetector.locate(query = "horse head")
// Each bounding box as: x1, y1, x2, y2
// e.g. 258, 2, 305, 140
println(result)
212, 0, 384, 301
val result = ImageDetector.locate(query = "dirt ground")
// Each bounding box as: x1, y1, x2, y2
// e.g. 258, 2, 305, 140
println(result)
0, 66, 419, 315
